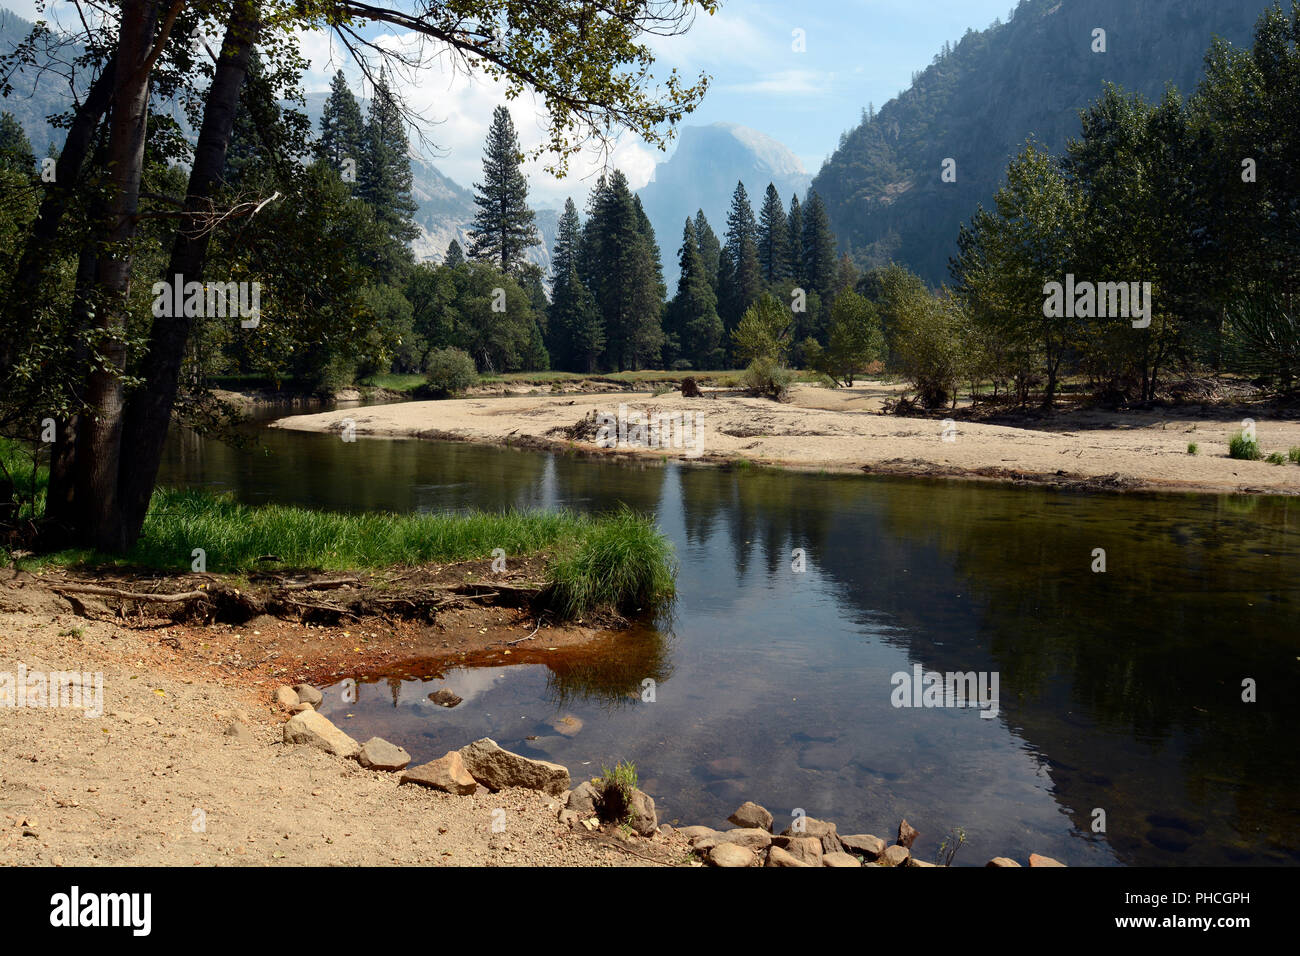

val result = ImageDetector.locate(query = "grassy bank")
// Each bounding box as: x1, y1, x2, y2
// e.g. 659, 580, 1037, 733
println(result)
2, 440, 676, 618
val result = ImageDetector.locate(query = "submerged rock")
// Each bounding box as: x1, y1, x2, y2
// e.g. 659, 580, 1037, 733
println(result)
428, 689, 463, 708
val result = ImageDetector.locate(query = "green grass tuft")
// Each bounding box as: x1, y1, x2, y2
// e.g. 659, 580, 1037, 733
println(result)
1266, 451, 1287, 465
1228, 432, 1262, 461
1187, 442, 1199, 455
546, 505, 677, 619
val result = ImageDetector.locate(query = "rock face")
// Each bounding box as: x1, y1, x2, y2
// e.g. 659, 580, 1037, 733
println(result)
401, 751, 477, 794
708, 843, 755, 868
728, 801, 774, 832
357, 737, 411, 771
294, 683, 324, 707
897, 819, 919, 849
841, 834, 887, 860
458, 737, 570, 796
282, 710, 359, 758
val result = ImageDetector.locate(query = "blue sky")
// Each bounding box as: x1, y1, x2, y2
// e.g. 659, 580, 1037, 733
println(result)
7, 0, 1017, 204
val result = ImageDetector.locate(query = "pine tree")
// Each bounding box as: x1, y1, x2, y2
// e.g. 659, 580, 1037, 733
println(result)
468, 105, 540, 275
802, 190, 837, 306
545, 198, 585, 369
444, 239, 465, 267
758, 183, 791, 283
632, 195, 667, 367
0, 111, 35, 173
667, 218, 723, 368
719, 181, 763, 332
358, 68, 418, 249
316, 70, 365, 181
787, 194, 805, 285
694, 209, 722, 292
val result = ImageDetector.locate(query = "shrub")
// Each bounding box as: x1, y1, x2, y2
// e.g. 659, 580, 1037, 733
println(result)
1266, 451, 1287, 465
423, 347, 478, 397
1289, 447, 1300, 464
742, 356, 794, 401
1228, 432, 1262, 461
1187, 442, 1199, 455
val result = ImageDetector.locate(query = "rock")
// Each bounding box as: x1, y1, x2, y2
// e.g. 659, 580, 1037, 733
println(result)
566, 780, 601, 817
400, 751, 477, 795
428, 688, 462, 708
1028, 853, 1065, 867
701, 756, 746, 779
727, 801, 774, 832
681, 377, 702, 398
784, 837, 824, 866
986, 857, 1022, 867
708, 843, 755, 868
628, 788, 658, 836
677, 825, 718, 843
911, 858, 937, 867
897, 818, 919, 849
458, 737, 570, 796
765, 845, 812, 867
282, 710, 359, 758
223, 721, 253, 744
720, 827, 772, 851
290, 703, 314, 714
557, 808, 580, 827
273, 686, 300, 709
294, 683, 323, 707
823, 851, 862, 867
550, 714, 583, 737
880, 844, 911, 867
357, 737, 411, 772
780, 816, 838, 840
841, 834, 887, 860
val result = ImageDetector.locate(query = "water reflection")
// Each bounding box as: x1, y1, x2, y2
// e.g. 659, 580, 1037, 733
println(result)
158, 421, 1300, 865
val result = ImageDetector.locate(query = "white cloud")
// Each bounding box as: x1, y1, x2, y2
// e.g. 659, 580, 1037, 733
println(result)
721, 69, 835, 97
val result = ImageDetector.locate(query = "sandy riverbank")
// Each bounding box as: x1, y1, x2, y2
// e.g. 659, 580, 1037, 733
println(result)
271, 380, 1300, 496
0, 569, 688, 867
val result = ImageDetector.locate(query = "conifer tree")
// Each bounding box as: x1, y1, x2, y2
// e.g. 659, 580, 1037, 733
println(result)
0, 111, 35, 173
468, 105, 540, 275
358, 68, 418, 249
787, 193, 805, 285
694, 209, 722, 292
719, 181, 763, 331
667, 218, 723, 368
802, 190, 838, 306
758, 183, 791, 283
316, 70, 365, 181
444, 239, 465, 267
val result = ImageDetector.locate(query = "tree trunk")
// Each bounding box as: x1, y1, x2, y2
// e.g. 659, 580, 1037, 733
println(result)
117, 7, 262, 543
75, 0, 162, 552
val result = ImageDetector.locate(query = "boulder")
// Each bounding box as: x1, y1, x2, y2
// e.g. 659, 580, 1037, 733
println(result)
780, 816, 838, 841
986, 857, 1022, 868
727, 801, 774, 832
823, 851, 862, 867
720, 827, 772, 851
290, 703, 314, 714
628, 788, 658, 837
897, 818, 919, 849
294, 683, 323, 707
677, 825, 718, 843
841, 834, 887, 860
784, 837, 824, 866
566, 780, 601, 817
458, 737, 570, 796
557, 808, 581, 828
282, 710, 359, 758
880, 844, 911, 867
357, 737, 411, 772
273, 686, 300, 710
1028, 853, 1065, 867
911, 858, 937, 867
400, 751, 477, 795
708, 843, 755, 868
765, 845, 812, 867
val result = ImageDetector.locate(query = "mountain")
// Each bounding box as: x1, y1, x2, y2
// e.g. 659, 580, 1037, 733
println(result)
811, 0, 1273, 286
637, 122, 812, 287
1, 8, 87, 153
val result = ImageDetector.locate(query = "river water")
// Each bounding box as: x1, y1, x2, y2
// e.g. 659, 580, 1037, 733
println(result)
158, 412, 1300, 865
